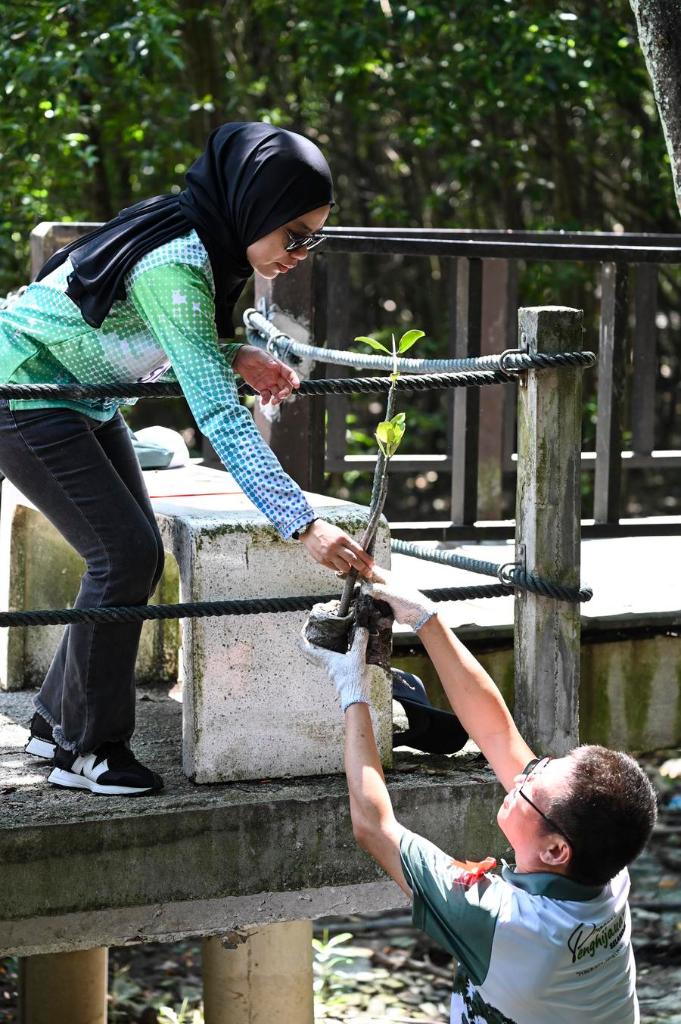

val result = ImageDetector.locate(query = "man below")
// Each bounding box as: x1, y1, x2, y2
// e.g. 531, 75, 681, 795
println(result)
301, 569, 657, 1024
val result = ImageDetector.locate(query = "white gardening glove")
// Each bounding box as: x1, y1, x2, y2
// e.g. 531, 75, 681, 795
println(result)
299, 624, 373, 712
362, 567, 437, 632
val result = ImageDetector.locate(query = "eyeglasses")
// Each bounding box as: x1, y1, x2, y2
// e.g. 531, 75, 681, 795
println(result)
518, 757, 573, 846
285, 229, 326, 253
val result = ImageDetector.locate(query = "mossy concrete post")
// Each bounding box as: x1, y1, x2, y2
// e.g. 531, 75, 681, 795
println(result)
514, 307, 583, 755
18, 947, 108, 1024
202, 922, 314, 1024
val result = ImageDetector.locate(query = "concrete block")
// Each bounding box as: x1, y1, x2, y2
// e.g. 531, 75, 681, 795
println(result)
0, 686, 504, 955
154, 488, 392, 782
0, 470, 392, 782
0, 480, 179, 691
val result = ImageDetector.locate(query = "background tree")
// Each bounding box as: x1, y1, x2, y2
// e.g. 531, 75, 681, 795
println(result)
2, 0, 680, 517
630, 0, 681, 216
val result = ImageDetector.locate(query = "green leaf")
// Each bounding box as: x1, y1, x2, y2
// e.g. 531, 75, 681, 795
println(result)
375, 421, 391, 446
355, 335, 391, 354
398, 329, 425, 353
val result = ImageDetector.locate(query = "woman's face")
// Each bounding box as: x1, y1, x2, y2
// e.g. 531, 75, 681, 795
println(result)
246, 205, 331, 279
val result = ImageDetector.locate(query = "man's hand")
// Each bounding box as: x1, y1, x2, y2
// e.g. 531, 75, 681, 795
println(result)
299, 622, 373, 712
232, 345, 299, 405
301, 520, 374, 577
363, 566, 437, 631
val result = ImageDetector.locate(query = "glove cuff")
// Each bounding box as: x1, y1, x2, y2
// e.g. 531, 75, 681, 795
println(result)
342, 696, 370, 713
413, 607, 437, 632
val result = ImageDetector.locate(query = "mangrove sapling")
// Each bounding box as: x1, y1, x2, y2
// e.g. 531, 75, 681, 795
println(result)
304, 329, 424, 661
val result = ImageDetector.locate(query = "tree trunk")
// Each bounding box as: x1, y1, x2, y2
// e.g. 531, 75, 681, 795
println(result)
630, 0, 681, 217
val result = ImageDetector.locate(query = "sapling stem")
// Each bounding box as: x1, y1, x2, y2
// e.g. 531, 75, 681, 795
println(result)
337, 385, 397, 617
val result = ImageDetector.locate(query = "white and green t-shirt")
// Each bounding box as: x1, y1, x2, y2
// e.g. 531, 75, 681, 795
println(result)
0, 230, 316, 539
400, 829, 638, 1024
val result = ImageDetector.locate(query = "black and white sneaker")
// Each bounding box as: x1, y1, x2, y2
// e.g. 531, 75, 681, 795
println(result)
25, 712, 56, 760
48, 741, 163, 796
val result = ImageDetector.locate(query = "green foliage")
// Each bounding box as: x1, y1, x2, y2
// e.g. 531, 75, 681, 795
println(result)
4, 1, 681, 517
2, 0, 677, 294
312, 929, 355, 1000
376, 411, 406, 458
398, 329, 425, 353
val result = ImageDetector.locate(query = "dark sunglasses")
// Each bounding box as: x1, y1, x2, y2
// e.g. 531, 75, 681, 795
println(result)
285, 229, 326, 253
518, 756, 573, 846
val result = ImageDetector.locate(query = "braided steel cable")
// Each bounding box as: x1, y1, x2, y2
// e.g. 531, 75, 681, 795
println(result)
243, 307, 597, 375
0, 582, 514, 628
392, 540, 592, 603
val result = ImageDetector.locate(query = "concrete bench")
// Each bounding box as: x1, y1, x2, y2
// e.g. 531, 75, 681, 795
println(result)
0, 465, 392, 782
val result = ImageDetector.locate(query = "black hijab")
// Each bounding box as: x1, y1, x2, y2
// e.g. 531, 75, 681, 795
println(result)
36, 122, 334, 337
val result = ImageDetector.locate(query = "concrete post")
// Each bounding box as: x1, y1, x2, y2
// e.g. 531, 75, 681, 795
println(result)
202, 921, 314, 1024
19, 947, 108, 1024
514, 307, 583, 755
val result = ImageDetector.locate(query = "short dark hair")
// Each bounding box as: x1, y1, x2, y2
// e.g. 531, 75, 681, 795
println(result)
545, 745, 657, 887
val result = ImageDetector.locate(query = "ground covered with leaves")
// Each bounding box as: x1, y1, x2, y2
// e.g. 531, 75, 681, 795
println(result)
1, 751, 679, 1023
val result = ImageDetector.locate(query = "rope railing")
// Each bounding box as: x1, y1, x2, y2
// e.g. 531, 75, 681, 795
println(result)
0, 583, 513, 628
243, 307, 597, 375
0, 369, 520, 403
392, 540, 593, 603
0, 319, 596, 628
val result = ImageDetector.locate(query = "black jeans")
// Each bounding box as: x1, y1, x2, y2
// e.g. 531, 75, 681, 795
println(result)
0, 402, 164, 753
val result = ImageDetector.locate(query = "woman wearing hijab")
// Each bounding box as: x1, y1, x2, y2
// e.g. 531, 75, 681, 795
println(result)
0, 122, 372, 797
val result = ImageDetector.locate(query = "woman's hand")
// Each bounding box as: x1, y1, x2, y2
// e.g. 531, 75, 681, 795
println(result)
232, 345, 300, 405
301, 520, 374, 577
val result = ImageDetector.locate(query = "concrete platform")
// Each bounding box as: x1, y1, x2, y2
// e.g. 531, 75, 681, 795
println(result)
0, 686, 503, 956
390, 535, 681, 640
391, 536, 681, 751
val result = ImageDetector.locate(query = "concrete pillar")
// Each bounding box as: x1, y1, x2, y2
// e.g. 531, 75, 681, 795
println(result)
202, 921, 313, 1024
155, 489, 392, 784
0, 480, 179, 691
514, 306, 583, 755
19, 947, 108, 1024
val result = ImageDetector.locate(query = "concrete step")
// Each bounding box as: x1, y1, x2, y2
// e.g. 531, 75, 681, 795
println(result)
0, 686, 503, 957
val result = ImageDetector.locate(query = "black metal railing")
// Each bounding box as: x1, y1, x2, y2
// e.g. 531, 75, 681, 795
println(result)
28, 222, 681, 541
306, 228, 681, 540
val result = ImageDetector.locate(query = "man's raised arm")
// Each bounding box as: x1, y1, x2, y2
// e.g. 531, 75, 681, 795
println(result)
366, 570, 535, 792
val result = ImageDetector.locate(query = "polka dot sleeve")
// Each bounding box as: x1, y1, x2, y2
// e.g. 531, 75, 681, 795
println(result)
128, 262, 316, 539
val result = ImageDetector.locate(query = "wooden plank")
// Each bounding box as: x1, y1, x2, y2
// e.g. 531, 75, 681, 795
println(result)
594, 262, 628, 523
450, 258, 482, 525
631, 264, 658, 456
479, 260, 516, 518
322, 255, 351, 474
514, 306, 583, 754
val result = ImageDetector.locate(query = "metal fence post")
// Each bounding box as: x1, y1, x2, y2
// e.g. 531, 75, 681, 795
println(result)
514, 306, 583, 754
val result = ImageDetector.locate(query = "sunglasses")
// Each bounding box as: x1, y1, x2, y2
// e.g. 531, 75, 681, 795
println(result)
518, 756, 573, 846
285, 229, 326, 253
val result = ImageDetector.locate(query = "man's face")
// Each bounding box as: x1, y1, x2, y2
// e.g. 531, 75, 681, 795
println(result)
496, 755, 575, 873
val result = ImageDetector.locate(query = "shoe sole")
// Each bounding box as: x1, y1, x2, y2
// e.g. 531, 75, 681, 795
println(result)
47, 767, 161, 796
25, 736, 56, 759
